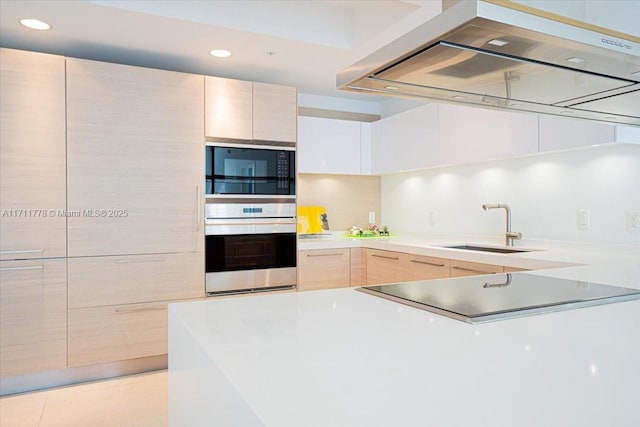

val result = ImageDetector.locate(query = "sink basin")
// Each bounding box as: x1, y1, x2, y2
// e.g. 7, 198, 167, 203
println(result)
444, 245, 531, 254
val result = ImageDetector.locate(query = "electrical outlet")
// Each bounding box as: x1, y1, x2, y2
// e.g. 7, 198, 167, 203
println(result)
368, 211, 376, 225
577, 209, 590, 230
627, 212, 640, 232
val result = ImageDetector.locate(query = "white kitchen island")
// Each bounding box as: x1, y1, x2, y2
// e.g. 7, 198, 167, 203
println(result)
169, 256, 640, 426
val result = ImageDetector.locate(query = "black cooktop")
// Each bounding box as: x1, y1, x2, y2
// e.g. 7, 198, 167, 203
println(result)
357, 273, 640, 324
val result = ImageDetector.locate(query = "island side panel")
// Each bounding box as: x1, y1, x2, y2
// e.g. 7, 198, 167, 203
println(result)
168, 305, 264, 427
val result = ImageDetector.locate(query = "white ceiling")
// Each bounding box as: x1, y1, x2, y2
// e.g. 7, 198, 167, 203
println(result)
0, 0, 443, 108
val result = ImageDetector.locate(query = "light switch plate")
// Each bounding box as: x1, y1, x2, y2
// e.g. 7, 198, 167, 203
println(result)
577, 209, 590, 230
627, 212, 640, 232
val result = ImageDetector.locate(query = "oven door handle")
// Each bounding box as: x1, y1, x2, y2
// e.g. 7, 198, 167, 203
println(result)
205, 219, 297, 226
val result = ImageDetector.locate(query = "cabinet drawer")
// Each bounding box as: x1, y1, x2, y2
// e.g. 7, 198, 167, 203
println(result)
366, 249, 410, 285
409, 255, 451, 280
0, 258, 67, 376
450, 260, 504, 277
68, 299, 199, 367
298, 249, 350, 291
68, 252, 204, 309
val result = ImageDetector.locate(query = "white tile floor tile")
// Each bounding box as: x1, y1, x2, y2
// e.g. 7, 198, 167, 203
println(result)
0, 370, 167, 427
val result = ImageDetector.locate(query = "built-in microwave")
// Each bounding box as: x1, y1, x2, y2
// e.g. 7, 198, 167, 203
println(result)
205, 143, 295, 198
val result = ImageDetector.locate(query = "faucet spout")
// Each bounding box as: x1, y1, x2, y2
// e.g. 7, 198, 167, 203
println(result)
482, 203, 521, 246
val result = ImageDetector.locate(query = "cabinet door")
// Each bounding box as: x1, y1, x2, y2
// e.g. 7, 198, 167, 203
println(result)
0, 258, 67, 376
253, 82, 297, 143
393, 104, 439, 171
371, 118, 394, 174
298, 116, 362, 174
350, 247, 366, 287
615, 125, 640, 144
366, 249, 410, 285
438, 104, 538, 164
298, 249, 350, 291
450, 260, 504, 277
204, 76, 252, 140
539, 115, 615, 152
66, 58, 204, 257
68, 252, 204, 309
0, 48, 66, 260
68, 299, 199, 367
408, 254, 450, 280
360, 123, 372, 175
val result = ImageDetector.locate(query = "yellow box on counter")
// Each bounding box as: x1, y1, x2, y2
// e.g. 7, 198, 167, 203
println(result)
298, 206, 330, 234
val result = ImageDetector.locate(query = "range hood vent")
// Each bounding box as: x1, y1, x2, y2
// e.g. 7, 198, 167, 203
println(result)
337, 0, 640, 126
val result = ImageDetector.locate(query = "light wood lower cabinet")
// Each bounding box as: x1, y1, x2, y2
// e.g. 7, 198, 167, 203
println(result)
68, 299, 198, 367
450, 260, 504, 277
68, 252, 204, 309
366, 249, 410, 285
409, 255, 451, 280
350, 248, 366, 287
504, 266, 529, 272
298, 249, 350, 291
0, 258, 67, 376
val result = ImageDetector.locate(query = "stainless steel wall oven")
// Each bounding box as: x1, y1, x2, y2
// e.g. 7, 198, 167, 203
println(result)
205, 202, 297, 296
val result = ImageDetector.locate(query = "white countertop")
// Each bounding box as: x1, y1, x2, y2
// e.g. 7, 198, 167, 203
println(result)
169, 238, 640, 426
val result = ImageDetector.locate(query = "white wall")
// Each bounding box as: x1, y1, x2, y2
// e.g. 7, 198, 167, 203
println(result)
382, 144, 640, 247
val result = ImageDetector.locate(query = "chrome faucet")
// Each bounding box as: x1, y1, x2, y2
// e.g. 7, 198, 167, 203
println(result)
482, 203, 522, 246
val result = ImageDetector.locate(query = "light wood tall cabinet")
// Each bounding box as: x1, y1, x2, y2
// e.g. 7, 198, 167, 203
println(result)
0, 259, 67, 376
205, 76, 297, 143
0, 48, 66, 260
0, 48, 68, 378
66, 58, 204, 257
65, 58, 205, 367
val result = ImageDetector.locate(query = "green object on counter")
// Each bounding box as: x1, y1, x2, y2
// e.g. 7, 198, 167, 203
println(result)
345, 233, 394, 239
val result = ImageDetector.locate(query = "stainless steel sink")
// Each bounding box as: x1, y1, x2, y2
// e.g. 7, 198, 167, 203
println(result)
443, 245, 532, 254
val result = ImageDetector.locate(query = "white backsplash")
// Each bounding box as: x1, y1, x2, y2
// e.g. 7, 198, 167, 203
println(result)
382, 144, 640, 247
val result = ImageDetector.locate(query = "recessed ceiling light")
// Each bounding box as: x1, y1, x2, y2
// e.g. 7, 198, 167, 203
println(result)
452, 95, 466, 100
19, 18, 51, 31
384, 85, 400, 90
488, 39, 509, 47
209, 49, 232, 58
566, 56, 585, 64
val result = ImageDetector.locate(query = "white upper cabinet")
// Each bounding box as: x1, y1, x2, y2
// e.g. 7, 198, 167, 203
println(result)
371, 103, 439, 174
538, 114, 615, 152
0, 48, 67, 260
298, 116, 371, 175
205, 76, 297, 143
438, 104, 538, 164
615, 125, 640, 144
371, 115, 395, 174
393, 104, 439, 171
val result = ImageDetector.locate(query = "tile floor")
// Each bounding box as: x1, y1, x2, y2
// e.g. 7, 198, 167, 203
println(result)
0, 370, 167, 427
